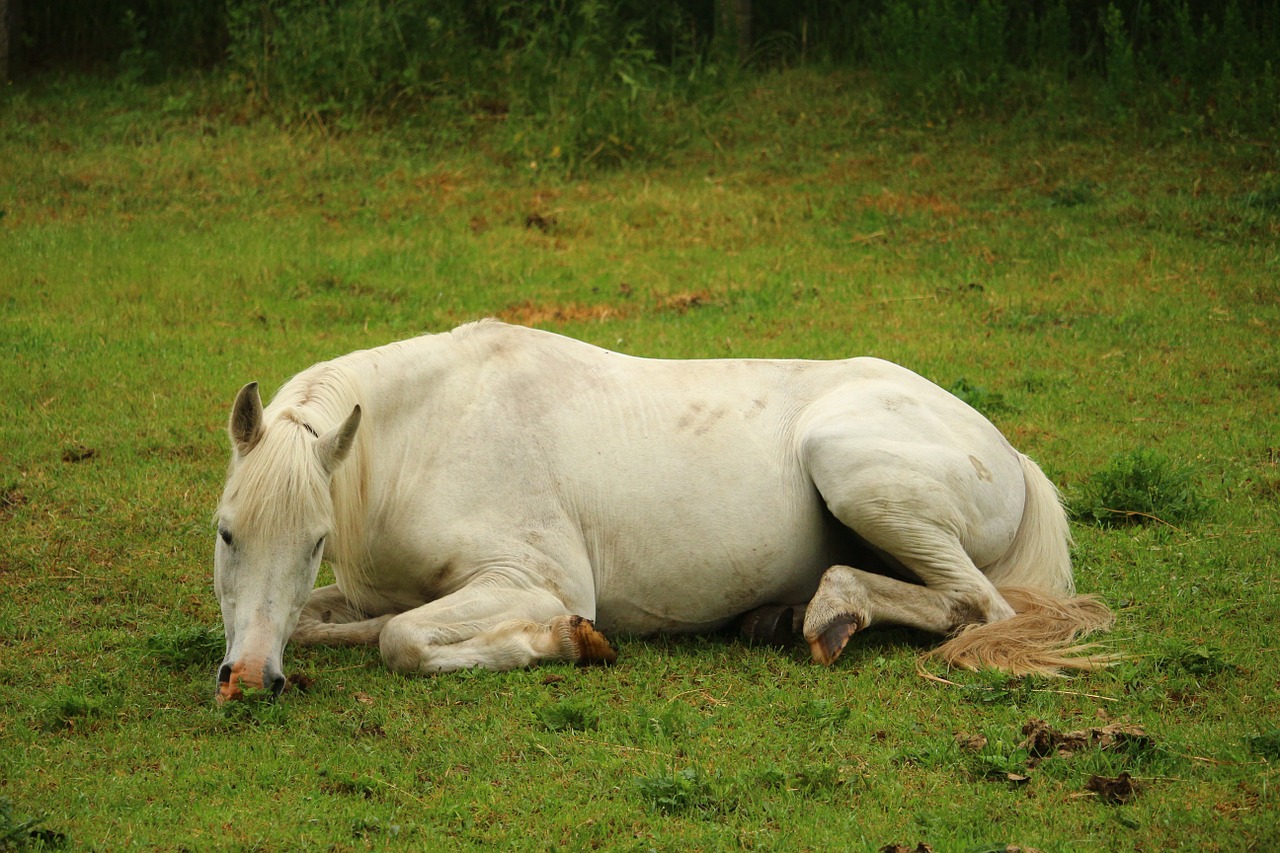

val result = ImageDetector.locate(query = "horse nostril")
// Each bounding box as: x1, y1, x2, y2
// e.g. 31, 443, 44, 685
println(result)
218, 663, 233, 685
268, 673, 287, 697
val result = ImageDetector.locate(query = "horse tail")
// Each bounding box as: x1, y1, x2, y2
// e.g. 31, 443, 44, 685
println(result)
927, 453, 1117, 677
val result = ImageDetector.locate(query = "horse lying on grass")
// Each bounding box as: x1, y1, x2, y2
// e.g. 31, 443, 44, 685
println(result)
214, 321, 1112, 702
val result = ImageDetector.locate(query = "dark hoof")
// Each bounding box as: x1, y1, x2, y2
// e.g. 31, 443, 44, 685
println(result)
739, 605, 798, 647
569, 616, 618, 666
806, 616, 861, 666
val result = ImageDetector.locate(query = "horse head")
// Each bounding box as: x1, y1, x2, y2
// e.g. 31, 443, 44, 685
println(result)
214, 381, 361, 703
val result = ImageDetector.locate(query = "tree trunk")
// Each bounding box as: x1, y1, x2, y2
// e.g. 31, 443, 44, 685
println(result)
716, 0, 752, 66
0, 0, 18, 83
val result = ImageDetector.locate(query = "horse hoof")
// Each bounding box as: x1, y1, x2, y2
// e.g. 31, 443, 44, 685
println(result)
569, 616, 618, 666
738, 605, 797, 647
806, 616, 861, 666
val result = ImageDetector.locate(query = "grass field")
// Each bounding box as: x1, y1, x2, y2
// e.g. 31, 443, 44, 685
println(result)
2, 70, 1279, 850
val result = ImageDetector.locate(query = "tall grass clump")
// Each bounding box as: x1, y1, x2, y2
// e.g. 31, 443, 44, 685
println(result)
851, 0, 1280, 131
223, 0, 475, 125
868, 0, 1017, 112
222, 0, 709, 169
488, 0, 706, 173
1072, 449, 1209, 528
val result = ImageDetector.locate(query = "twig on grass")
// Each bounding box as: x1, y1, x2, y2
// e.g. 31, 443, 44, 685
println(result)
915, 664, 1119, 702
1100, 507, 1184, 530
665, 687, 729, 707
373, 778, 432, 810
569, 736, 672, 758
857, 293, 938, 308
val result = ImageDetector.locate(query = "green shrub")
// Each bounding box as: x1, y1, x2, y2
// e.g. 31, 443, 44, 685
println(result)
1073, 449, 1209, 527
224, 0, 473, 122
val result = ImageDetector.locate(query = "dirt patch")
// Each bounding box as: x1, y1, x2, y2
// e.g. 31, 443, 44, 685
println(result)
860, 189, 965, 219
658, 291, 714, 313
525, 211, 558, 233
497, 301, 628, 326
885, 840, 1044, 845
1, 484, 28, 518
285, 673, 316, 694
61, 445, 96, 463
955, 719, 1154, 803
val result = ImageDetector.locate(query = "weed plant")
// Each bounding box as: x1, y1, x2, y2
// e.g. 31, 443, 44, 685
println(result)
634, 766, 713, 815
1073, 449, 1210, 528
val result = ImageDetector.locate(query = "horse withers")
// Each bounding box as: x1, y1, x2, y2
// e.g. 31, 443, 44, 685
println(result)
214, 321, 1111, 702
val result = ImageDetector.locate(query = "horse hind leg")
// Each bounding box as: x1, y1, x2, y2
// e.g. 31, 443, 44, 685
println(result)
802, 563, 1006, 665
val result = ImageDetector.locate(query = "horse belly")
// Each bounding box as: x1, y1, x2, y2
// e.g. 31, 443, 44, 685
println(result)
591, 509, 835, 635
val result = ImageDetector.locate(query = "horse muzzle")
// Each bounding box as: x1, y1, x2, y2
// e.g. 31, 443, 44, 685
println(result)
216, 659, 286, 703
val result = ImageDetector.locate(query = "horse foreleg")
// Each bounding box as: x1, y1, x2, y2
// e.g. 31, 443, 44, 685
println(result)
387, 614, 615, 673
291, 584, 394, 646
377, 580, 614, 675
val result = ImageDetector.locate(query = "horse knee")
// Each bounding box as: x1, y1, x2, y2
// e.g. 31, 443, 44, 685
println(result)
379, 616, 425, 674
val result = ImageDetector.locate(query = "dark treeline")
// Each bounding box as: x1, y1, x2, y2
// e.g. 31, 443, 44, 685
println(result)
5, 0, 1279, 138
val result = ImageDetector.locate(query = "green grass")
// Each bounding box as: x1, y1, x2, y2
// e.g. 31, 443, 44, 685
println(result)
2, 69, 1279, 850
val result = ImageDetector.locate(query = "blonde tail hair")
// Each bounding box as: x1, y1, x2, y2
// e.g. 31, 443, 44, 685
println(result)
927, 454, 1118, 677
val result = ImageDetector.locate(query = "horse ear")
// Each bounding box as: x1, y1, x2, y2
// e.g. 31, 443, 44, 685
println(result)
230, 382, 264, 456
317, 404, 361, 475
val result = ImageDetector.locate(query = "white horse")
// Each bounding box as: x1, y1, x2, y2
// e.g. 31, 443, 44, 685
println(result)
214, 321, 1111, 702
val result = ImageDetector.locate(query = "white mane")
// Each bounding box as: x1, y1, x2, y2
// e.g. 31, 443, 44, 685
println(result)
220, 360, 376, 608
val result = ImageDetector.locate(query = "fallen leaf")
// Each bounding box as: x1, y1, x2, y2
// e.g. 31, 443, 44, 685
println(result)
285, 673, 316, 693
62, 445, 97, 463
354, 692, 375, 705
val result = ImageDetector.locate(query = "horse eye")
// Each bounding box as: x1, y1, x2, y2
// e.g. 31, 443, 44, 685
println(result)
312, 537, 325, 557
219, 528, 233, 547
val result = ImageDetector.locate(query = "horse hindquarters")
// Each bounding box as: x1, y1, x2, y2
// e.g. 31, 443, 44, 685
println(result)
798, 416, 1113, 675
